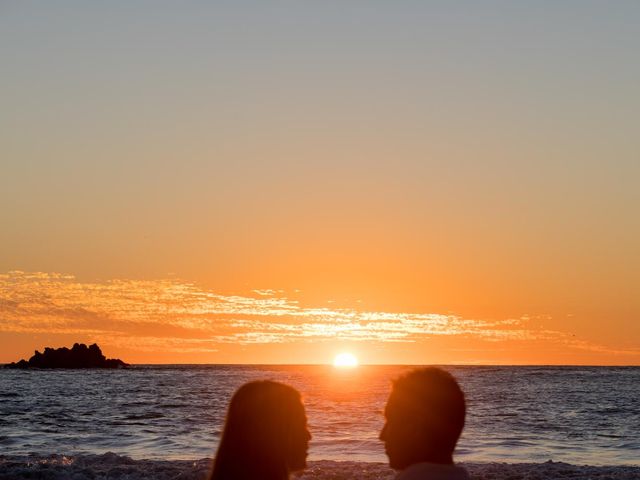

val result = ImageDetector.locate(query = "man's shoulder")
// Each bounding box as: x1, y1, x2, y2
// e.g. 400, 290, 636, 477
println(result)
394, 462, 470, 480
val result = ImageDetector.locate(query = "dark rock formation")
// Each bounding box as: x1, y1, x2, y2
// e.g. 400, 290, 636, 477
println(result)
5, 343, 128, 369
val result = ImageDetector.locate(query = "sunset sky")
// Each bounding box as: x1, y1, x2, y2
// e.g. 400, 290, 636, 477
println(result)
1, 2, 638, 364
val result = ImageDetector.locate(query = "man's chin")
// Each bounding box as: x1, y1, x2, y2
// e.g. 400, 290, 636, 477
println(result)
386, 454, 409, 471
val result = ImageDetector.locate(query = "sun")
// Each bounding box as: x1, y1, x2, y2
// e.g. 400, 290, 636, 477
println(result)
333, 352, 358, 368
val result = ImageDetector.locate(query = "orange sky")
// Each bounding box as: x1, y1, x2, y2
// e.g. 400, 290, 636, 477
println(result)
1, 3, 639, 364
1, 271, 638, 365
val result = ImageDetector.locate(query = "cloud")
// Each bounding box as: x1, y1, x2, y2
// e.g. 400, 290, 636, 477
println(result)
1, 271, 637, 357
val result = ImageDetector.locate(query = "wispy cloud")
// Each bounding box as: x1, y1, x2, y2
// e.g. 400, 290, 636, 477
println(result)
1, 271, 637, 357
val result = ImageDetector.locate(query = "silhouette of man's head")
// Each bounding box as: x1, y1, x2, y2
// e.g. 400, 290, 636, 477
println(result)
380, 367, 466, 470
211, 380, 311, 480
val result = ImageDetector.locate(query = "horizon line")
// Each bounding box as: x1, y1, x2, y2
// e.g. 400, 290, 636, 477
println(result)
4, 362, 638, 367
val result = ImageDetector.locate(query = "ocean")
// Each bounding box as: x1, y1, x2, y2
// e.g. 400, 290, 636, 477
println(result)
1, 365, 639, 478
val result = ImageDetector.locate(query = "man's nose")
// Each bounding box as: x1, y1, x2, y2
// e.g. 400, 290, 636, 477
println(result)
379, 423, 387, 441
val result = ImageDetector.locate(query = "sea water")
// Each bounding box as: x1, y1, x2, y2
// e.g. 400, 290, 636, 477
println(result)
1, 365, 638, 466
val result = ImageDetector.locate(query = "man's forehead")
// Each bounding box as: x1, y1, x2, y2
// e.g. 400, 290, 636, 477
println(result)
384, 392, 408, 416
385, 389, 430, 419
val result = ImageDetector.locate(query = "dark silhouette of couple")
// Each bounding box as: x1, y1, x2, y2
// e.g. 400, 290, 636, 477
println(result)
210, 367, 468, 480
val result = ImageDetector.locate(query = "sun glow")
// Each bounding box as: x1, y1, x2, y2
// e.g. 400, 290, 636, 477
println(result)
333, 352, 358, 368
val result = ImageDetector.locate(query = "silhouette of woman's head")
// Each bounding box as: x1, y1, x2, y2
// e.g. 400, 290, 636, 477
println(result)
210, 380, 311, 480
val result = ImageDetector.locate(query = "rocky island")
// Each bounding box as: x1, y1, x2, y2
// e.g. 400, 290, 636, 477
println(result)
5, 343, 129, 369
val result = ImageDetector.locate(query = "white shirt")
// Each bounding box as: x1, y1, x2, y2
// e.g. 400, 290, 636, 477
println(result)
395, 462, 470, 480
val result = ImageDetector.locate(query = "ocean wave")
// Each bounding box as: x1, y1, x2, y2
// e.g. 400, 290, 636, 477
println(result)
1, 453, 639, 480
2, 366, 639, 465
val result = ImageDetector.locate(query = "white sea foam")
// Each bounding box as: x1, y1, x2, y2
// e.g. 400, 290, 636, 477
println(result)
1, 454, 639, 480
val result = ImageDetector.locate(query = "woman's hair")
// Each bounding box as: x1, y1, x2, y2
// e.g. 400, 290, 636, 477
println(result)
210, 380, 308, 480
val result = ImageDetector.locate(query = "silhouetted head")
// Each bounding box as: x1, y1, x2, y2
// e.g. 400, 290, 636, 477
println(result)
210, 380, 311, 480
379, 367, 465, 470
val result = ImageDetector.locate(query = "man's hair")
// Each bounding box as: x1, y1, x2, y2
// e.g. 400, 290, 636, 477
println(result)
391, 367, 466, 454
